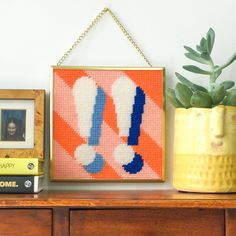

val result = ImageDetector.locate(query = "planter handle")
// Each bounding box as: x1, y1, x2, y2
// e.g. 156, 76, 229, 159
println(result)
211, 106, 225, 138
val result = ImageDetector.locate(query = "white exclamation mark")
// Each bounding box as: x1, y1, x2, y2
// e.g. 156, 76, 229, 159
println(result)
73, 77, 105, 174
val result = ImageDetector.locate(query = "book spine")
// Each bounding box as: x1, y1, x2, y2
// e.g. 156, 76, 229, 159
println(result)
0, 158, 43, 175
0, 176, 42, 193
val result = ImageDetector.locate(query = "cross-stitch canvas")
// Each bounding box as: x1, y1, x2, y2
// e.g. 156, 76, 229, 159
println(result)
51, 67, 165, 181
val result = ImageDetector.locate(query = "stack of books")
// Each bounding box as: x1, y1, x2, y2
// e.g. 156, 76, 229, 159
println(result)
0, 158, 44, 193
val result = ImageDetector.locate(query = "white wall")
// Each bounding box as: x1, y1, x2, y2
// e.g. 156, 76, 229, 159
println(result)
0, 0, 236, 190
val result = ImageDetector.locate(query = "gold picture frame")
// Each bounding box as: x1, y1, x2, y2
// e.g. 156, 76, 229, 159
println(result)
0, 90, 45, 159
50, 66, 165, 181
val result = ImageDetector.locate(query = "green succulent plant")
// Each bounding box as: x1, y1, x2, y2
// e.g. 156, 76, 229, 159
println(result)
167, 28, 236, 108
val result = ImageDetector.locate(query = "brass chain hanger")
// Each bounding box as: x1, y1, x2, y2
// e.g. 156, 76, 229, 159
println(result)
57, 7, 152, 67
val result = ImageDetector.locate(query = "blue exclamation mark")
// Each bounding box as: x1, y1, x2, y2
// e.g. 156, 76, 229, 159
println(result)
112, 77, 145, 174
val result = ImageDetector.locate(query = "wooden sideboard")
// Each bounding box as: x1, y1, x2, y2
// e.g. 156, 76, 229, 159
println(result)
1, 190, 236, 236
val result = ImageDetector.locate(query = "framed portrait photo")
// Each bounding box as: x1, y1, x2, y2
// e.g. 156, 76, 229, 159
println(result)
0, 90, 45, 158
51, 66, 165, 181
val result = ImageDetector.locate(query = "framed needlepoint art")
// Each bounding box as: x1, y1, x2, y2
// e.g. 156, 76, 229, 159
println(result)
51, 66, 165, 181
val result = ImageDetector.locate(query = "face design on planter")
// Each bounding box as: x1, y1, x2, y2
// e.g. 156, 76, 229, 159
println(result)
174, 106, 236, 155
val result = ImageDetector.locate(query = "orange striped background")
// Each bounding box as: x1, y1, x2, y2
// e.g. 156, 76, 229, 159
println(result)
52, 68, 164, 181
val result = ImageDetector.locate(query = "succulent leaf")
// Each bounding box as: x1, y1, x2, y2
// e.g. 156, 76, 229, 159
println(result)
206, 28, 215, 54
184, 46, 209, 64
210, 84, 226, 104
206, 36, 211, 54
191, 84, 207, 93
215, 71, 222, 79
184, 46, 201, 56
190, 91, 212, 108
166, 88, 184, 108
183, 65, 211, 75
175, 72, 208, 92
196, 45, 204, 53
175, 83, 193, 108
200, 37, 208, 52
201, 52, 211, 61
218, 53, 236, 71
213, 66, 222, 79
167, 28, 236, 109
223, 90, 236, 106
185, 53, 209, 64
220, 81, 235, 90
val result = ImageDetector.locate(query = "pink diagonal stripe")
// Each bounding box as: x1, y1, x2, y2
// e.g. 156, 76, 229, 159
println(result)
85, 70, 162, 147
53, 141, 92, 179
54, 75, 160, 179
53, 74, 79, 133
94, 122, 160, 179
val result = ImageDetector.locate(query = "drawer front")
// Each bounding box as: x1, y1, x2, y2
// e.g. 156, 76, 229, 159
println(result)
70, 208, 224, 236
226, 209, 236, 235
0, 209, 52, 236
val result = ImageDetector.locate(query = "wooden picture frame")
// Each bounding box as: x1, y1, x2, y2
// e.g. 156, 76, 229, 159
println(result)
0, 90, 45, 159
51, 66, 165, 181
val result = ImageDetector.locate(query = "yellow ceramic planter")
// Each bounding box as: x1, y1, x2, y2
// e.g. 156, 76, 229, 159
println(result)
173, 105, 236, 192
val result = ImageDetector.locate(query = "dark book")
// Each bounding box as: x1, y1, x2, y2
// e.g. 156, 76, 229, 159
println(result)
0, 175, 43, 193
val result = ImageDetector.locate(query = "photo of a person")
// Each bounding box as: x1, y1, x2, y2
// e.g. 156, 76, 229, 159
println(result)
1, 110, 26, 142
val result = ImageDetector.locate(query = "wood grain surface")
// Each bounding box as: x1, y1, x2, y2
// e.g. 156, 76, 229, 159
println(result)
0, 190, 236, 235
225, 209, 236, 236
70, 208, 224, 236
53, 207, 69, 236
1, 190, 236, 208
0, 209, 51, 236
